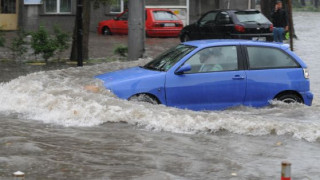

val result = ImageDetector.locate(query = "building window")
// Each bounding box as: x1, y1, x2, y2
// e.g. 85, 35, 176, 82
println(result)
1, 0, 16, 14
45, 0, 71, 13
110, 0, 128, 13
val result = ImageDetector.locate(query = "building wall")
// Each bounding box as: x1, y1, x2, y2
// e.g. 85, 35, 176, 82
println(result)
21, 0, 256, 33
219, 0, 256, 9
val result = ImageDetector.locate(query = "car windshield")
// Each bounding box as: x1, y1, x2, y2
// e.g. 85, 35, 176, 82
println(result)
143, 44, 195, 72
235, 11, 269, 24
153, 11, 179, 21
199, 11, 218, 25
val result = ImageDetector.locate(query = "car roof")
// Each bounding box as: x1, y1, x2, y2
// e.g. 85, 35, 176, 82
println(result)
183, 39, 290, 50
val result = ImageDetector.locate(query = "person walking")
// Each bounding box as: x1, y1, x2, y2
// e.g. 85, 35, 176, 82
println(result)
271, 0, 288, 42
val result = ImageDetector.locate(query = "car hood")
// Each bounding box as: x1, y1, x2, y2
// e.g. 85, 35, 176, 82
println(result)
95, 66, 163, 86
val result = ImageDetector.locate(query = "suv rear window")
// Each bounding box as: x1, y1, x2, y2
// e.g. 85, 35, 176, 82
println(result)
152, 11, 179, 21
235, 11, 270, 24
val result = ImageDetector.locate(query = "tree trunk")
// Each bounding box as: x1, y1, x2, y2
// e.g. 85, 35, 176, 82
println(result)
260, 0, 276, 21
128, 0, 145, 60
315, 0, 319, 8
70, 0, 90, 61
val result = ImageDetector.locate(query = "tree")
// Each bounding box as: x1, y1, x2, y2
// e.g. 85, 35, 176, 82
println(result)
315, 0, 319, 8
260, 0, 277, 20
70, 0, 115, 63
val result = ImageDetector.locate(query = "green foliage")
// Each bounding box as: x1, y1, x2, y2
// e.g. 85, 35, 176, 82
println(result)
53, 25, 70, 60
31, 25, 70, 62
10, 30, 28, 59
0, 27, 5, 47
114, 45, 128, 57
31, 26, 57, 62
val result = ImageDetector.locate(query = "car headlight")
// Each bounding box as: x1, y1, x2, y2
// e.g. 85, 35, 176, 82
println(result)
303, 68, 310, 79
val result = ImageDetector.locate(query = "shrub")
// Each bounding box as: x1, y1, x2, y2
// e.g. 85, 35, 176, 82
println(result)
114, 45, 128, 57
10, 30, 28, 59
53, 25, 70, 60
30, 25, 70, 62
31, 26, 57, 62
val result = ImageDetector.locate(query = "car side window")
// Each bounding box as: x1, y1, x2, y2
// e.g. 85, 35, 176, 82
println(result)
216, 12, 231, 24
184, 46, 238, 73
247, 46, 300, 69
199, 12, 218, 26
119, 11, 128, 20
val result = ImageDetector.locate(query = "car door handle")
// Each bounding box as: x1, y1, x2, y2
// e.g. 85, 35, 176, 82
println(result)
232, 75, 245, 80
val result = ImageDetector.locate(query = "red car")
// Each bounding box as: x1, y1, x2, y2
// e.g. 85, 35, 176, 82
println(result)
97, 8, 183, 37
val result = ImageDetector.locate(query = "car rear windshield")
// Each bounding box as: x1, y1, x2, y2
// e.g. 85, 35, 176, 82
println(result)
152, 11, 179, 21
235, 11, 270, 24
143, 45, 196, 72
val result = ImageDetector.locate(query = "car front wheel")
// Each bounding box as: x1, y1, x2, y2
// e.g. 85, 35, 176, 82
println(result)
275, 93, 303, 104
128, 94, 159, 105
180, 33, 190, 42
102, 27, 111, 35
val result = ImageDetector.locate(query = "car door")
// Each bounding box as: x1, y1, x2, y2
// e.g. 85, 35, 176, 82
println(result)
165, 45, 247, 111
243, 45, 303, 107
197, 11, 219, 39
111, 11, 129, 34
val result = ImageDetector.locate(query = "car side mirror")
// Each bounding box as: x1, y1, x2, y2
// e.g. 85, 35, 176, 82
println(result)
175, 64, 191, 75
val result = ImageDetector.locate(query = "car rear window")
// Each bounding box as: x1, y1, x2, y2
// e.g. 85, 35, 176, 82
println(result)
247, 46, 300, 69
235, 11, 270, 24
152, 11, 179, 21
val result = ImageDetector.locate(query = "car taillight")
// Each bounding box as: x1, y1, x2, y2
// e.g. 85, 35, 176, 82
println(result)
235, 25, 245, 33
303, 68, 310, 79
270, 24, 274, 32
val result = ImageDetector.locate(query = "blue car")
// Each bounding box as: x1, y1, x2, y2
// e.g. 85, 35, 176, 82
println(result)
96, 40, 313, 111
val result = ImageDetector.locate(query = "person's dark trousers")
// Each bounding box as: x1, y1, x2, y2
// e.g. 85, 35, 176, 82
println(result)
273, 27, 285, 42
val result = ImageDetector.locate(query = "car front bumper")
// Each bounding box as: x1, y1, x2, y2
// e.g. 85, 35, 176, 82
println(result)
301, 91, 313, 106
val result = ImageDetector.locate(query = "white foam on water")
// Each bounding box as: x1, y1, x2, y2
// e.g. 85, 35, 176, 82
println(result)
0, 59, 320, 142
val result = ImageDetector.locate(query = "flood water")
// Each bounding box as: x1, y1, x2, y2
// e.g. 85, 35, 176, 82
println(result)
1, 12, 320, 180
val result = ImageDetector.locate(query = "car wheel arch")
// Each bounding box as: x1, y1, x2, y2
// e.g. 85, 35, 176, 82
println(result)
102, 26, 112, 35
128, 93, 161, 104
180, 32, 191, 42
274, 90, 304, 104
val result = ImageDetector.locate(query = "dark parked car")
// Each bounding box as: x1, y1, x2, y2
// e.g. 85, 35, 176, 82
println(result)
180, 9, 273, 42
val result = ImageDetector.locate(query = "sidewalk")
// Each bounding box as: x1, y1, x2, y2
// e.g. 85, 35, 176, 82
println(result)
0, 31, 180, 61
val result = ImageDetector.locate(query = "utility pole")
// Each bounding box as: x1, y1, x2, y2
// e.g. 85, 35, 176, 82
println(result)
128, 0, 145, 60
76, 0, 83, 66
287, 0, 294, 51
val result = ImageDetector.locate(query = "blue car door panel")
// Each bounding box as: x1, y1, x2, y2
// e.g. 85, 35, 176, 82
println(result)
165, 71, 247, 111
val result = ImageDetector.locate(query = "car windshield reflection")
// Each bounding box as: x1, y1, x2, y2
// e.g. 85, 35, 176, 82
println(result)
144, 44, 196, 72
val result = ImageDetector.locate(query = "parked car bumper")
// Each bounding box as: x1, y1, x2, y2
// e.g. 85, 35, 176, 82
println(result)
230, 33, 273, 41
146, 29, 182, 37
